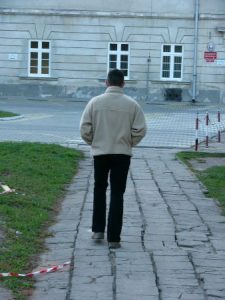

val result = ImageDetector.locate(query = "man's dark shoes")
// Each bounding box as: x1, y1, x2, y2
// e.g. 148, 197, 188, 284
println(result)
108, 242, 121, 249
92, 232, 104, 240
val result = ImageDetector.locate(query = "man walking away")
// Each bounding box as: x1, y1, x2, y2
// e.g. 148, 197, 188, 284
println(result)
80, 69, 146, 249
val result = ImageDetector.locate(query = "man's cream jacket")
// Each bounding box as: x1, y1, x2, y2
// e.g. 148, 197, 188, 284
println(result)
80, 86, 147, 156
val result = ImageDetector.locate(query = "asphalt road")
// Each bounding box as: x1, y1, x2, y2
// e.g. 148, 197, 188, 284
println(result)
1, 98, 225, 149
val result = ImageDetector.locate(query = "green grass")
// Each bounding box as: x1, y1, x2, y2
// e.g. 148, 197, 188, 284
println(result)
0, 142, 83, 299
0, 111, 19, 118
177, 151, 225, 213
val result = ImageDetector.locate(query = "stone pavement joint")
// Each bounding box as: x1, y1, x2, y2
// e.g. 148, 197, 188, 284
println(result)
65, 157, 93, 300
108, 251, 116, 300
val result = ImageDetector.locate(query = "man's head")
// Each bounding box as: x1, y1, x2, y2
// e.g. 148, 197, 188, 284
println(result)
106, 69, 125, 87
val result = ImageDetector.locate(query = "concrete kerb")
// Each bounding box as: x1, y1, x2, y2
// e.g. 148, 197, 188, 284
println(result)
0, 115, 24, 121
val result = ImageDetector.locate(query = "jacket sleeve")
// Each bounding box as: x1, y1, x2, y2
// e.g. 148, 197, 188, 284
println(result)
131, 105, 147, 146
79, 102, 93, 145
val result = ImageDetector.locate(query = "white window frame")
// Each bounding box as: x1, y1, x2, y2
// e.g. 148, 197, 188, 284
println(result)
108, 42, 130, 79
161, 44, 183, 81
28, 40, 51, 77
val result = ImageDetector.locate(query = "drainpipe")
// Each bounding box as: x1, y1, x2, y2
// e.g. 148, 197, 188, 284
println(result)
192, 0, 199, 103
146, 54, 151, 103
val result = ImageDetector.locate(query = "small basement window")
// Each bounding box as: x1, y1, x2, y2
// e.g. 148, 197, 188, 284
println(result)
164, 88, 182, 101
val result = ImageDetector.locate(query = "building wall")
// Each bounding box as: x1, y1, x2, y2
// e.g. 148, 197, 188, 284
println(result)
0, 1, 224, 102
0, 0, 194, 13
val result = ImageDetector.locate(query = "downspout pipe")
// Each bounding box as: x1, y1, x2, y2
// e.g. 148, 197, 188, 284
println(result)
146, 54, 151, 103
192, 0, 199, 103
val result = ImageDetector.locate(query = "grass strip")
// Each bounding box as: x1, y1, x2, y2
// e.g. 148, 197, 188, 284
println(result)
0, 111, 19, 118
0, 142, 83, 300
177, 151, 225, 213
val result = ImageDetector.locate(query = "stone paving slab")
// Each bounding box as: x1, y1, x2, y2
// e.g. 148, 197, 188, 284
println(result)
0, 288, 13, 300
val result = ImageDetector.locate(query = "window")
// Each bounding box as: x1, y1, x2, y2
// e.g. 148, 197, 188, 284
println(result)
28, 40, 50, 77
161, 44, 183, 80
108, 43, 129, 79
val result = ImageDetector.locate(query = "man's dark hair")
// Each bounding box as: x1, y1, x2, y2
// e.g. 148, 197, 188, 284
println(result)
107, 69, 124, 87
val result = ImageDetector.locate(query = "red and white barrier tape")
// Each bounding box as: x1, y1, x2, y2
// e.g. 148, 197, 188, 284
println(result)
0, 261, 70, 278
205, 111, 209, 148
195, 112, 199, 151
218, 110, 221, 143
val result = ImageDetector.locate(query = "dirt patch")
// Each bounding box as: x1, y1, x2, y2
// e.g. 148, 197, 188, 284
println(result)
189, 157, 225, 171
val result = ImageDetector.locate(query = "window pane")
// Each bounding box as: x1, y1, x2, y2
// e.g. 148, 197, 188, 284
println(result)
42, 53, 49, 59
42, 60, 49, 67
110, 62, 117, 69
120, 62, 128, 69
109, 54, 117, 61
163, 45, 171, 52
162, 70, 170, 78
30, 67, 38, 74
163, 64, 170, 71
174, 57, 182, 78
174, 56, 182, 63
31, 41, 38, 48
175, 45, 182, 53
31, 52, 38, 59
174, 71, 181, 78
30, 60, 38, 67
174, 64, 181, 71
42, 67, 49, 74
110, 44, 117, 51
162, 55, 170, 78
162, 57, 170, 72
121, 44, 128, 51
121, 69, 128, 76
42, 42, 49, 49
163, 56, 170, 63
121, 55, 128, 62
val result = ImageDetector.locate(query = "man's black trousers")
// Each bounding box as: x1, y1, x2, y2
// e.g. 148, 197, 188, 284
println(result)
92, 154, 131, 242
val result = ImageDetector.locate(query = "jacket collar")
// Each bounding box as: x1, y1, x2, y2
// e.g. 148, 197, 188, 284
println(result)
105, 86, 124, 94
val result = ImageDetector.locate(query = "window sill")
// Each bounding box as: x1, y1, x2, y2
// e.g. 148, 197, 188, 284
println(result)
125, 80, 137, 84
151, 80, 191, 85
98, 78, 137, 84
217, 27, 225, 32
19, 76, 58, 81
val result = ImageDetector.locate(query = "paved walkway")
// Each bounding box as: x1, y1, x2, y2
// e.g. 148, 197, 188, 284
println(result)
23, 141, 225, 300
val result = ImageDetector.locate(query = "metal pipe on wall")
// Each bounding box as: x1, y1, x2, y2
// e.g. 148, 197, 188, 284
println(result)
192, 0, 199, 103
146, 54, 151, 103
